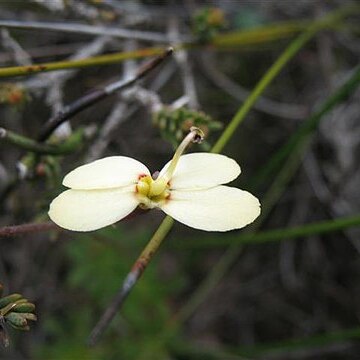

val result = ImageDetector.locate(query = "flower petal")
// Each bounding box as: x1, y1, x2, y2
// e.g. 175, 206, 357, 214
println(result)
63, 156, 150, 190
159, 153, 240, 190
161, 186, 260, 231
48, 186, 138, 231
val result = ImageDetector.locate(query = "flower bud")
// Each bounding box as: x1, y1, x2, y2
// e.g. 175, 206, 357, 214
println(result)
0, 294, 22, 309
12, 302, 36, 313
5, 312, 28, 328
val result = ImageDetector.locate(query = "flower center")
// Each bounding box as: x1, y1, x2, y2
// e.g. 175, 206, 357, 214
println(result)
135, 126, 204, 210
136, 175, 170, 209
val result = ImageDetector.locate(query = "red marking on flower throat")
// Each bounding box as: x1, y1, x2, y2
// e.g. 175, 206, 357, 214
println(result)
136, 173, 148, 193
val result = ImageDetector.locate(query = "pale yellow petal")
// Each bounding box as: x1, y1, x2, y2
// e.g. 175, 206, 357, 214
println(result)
48, 186, 138, 231
159, 153, 240, 190
161, 186, 260, 231
63, 156, 150, 190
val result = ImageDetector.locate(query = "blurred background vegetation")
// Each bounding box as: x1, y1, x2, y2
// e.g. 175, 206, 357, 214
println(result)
0, 0, 360, 359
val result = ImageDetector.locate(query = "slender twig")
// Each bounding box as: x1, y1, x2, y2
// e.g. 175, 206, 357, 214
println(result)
44, 35, 111, 139
169, 17, 199, 109
0, 209, 147, 239
173, 214, 360, 249
171, 326, 360, 358
250, 66, 360, 190
0, 18, 313, 48
86, 6, 356, 345
0, 222, 59, 238
212, 20, 311, 47
0, 15, 350, 79
87, 217, 174, 346
0, 47, 168, 79
0, 20, 177, 43
38, 47, 174, 142
211, 6, 355, 154
0, 128, 85, 155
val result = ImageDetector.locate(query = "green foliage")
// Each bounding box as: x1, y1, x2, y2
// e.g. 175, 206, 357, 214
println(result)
192, 7, 226, 43
153, 106, 222, 149
36, 225, 185, 359
0, 285, 37, 347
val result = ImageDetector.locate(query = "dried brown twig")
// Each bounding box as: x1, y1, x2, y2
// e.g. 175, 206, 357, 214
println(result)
0, 222, 59, 238
38, 47, 174, 142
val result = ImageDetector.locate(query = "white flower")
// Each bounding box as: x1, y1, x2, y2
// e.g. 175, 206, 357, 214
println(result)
49, 129, 260, 232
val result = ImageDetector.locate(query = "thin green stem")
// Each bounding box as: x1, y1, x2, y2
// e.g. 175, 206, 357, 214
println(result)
0, 128, 84, 155
239, 327, 360, 357
160, 127, 204, 184
171, 326, 360, 358
211, 5, 356, 154
212, 19, 311, 47
0, 47, 166, 78
0, 8, 355, 79
137, 217, 175, 263
87, 217, 174, 346
174, 214, 360, 249
251, 66, 360, 190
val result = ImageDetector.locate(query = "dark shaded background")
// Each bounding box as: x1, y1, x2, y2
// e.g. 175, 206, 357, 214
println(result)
0, 1, 359, 359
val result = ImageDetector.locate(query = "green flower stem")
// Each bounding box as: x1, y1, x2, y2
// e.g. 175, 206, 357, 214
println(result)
160, 127, 204, 184
0, 127, 84, 155
174, 214, 360, 249
137, 217, 175, 263
87, 217, 174, 346
0, 7, 354, 79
